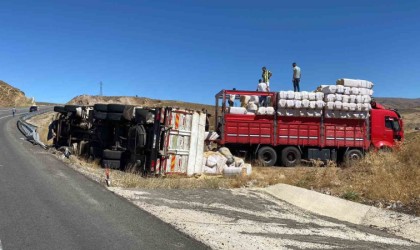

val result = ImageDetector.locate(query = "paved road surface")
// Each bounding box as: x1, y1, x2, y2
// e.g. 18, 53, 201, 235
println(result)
0, 111, 207, 249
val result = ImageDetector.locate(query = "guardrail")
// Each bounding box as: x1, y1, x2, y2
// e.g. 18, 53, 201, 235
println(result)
17, 108, 53, 149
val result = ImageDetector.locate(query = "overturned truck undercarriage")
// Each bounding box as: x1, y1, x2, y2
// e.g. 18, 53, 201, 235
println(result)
53, 104, 208, 176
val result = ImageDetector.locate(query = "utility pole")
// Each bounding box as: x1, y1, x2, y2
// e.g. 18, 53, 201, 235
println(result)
99, 81, 103, 96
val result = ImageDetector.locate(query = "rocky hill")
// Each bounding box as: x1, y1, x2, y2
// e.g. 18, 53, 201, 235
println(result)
375, 97, 420, 110
67, 94, 215, 112
0, 80, 34, 107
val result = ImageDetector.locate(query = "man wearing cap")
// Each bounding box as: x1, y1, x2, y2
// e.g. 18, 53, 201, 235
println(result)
292, 62, 301, 92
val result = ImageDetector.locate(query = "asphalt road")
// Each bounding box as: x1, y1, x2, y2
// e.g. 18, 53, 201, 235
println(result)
0, 111, 207, 249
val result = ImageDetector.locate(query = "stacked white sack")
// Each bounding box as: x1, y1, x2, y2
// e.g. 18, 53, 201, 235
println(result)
202, 148, 251, 175
277, 91, 324, 117
318, 78, 374, 119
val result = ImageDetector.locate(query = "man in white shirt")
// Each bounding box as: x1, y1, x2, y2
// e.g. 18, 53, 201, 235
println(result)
257, 79, 269, 106
292, 62, 301, 92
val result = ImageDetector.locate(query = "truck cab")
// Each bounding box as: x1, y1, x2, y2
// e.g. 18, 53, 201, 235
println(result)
370, 102, 403, 149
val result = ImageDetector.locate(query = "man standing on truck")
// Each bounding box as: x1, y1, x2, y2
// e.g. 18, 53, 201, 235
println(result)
257, 79, 269, 106
262, 66, 272, 85
12, 107, 16, 117
292, 62, 301, 92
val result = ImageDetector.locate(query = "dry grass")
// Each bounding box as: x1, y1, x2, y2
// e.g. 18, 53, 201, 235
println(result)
27, 112, 57, 145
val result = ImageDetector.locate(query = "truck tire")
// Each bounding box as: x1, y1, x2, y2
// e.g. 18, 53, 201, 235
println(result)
135, 109, 153, 124
93, 111, 107, 120
128, 125, 146, 152
101, 159, 121, 170
281, 146, 301, 167
64, 105, 80, 112
94, 104, 108, 112
107, 112, 122, 121
90, 146, 102, 158
257, 146, 277, 166
344, 149, 363, 165
102, 149, 123, 160
108, 104, 126, 113
54, 106, 66, 113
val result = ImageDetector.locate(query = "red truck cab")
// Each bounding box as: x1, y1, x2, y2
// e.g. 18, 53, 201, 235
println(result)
370, 101, 403, 149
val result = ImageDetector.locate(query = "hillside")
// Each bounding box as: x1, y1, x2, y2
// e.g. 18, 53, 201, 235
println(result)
375, 97, 420, 110
0, 80, 34, 107
67, 94, 215, 113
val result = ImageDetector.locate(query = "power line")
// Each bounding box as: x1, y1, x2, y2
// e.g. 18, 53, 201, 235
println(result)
99, 81, 103, 96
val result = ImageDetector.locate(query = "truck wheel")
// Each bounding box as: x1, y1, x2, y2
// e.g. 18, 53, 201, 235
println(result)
106, 112, 122, 121
257, 146, 277, 166
64, 105, 81, 112
54, 106, 66, 113
94, 104, 108, 112
93, 111, 107, 120
103, 149, 123, 160
344, 149, 363, 164
281, 146, 301, 167
108, 104, 126, 113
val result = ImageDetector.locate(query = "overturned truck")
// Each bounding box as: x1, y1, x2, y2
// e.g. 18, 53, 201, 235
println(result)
53, 104, 207, 176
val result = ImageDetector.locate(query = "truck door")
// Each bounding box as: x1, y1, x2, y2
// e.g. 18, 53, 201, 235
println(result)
384, 116, 394, 144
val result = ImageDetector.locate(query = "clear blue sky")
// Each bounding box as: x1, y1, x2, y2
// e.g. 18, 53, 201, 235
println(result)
1, 0, 419, 104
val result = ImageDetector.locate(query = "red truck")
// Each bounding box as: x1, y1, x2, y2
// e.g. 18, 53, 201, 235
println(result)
215, 90, 403, 166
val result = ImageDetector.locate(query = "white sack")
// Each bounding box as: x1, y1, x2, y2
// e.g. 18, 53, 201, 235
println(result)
286, 91, 295, 99
279, 91, 287, 99
336, 85, 345, 94
316, 100, 325, 109
342, 103, 350, 111
302, 99, 310, 108
356, 103, 363, 111
362, 103, 371, 111
348, 103, 357, 111
316, 92, 324, 101
326, 94, 335, 102
351, 87, 360, 95
206, 155, 219, 167
308, 92, 316, 101
335, 94, 343, 101
344, 87, 351, 95
320, 85, 337, 94
286, 100, 295, 108
326, 102, 335, 110
257, 107, 267, 115
265, 107, 275, 115
294, 100, 302, 109
342, 95, 349, 103
307, 110, 315, 117
362, 95, 371, 103
301, 91, 309, 100
278, 99, 287, 108
229, 107, 247, 114
334, 101, 343, 110
204, 166, 218, 174
309, 101, 317, 109
247, 102, 258, 112
349, 95, 357, 103
294, 92, 302, 100
336, 78, 374, 89
355, 95, 363, 103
